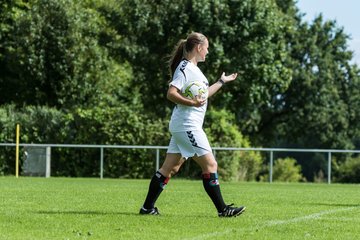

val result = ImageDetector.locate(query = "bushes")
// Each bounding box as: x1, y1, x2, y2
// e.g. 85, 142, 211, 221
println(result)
334, 156, 360, 183
3, 103, 353, 183
261, 157, 304, 182
0, 105, 264, 180
204, 108, 263, 181
67, 105, 170, 178
0, 104, 169, 178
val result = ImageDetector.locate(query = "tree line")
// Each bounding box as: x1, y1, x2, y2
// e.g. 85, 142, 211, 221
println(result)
1, 0, 360, 182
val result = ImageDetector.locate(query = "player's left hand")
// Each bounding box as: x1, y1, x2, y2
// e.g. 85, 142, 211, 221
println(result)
220, 72, 238, 83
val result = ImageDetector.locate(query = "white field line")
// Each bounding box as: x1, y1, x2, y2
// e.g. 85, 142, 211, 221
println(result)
185, 206, 358, 240
264, 206, 357, 227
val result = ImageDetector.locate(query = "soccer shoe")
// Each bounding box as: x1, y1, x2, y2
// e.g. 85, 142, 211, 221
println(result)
139, 207, 160, 215
218, 204, 246, 217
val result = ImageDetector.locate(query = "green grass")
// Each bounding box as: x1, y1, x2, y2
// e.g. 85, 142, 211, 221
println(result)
1, 177, 360, 240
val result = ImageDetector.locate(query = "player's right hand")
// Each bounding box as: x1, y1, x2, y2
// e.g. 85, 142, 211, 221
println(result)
192, 95, 206, 107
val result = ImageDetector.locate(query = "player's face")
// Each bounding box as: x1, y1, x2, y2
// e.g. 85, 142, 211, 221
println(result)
197, 39, 209, 62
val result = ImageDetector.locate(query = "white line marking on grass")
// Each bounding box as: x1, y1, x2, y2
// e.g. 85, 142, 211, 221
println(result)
185, 207, 358, 240
265, 206, 357, 227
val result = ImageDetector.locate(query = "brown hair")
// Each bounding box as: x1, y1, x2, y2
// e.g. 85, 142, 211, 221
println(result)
168, 32, 207, 78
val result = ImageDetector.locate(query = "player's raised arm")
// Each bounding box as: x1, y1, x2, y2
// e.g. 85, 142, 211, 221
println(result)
208, 72, 238, 98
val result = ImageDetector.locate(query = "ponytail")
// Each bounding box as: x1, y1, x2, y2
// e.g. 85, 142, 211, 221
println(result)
168, 39, 186, 78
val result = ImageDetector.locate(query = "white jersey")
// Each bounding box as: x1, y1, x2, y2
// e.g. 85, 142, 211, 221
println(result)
169, 59, 209, 132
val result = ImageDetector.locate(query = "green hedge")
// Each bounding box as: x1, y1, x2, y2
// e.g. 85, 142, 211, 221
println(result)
260, 157, 304, 182
204, 108, 263, 181
1, 105, 263, 180
0, 104, 169, 178
334, 156, 360, 183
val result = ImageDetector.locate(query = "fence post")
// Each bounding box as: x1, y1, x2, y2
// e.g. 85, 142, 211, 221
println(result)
100, 147, 104, 179
45, 146, 51, 178
327, 152, 332, 184
156, 148, 160, 170
15, 124, 20, 178
269, 151, 273, 183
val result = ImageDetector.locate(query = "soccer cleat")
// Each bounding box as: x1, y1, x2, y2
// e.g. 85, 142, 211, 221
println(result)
218, 204, 246, 217
139, 207, 160, 215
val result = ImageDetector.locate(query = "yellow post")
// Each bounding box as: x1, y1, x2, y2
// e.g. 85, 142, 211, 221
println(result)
15, 124, 20, 178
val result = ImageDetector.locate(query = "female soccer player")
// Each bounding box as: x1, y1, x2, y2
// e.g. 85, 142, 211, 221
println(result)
140, 32, 246, 217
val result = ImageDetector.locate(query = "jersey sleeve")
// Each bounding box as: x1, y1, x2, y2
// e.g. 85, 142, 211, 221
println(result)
170, 70, 186, 91
170, 60, 189, 91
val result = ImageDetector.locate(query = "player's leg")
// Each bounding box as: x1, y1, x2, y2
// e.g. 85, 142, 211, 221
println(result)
192, 153, 226, 212
193, 152, 246, 217
140, 153, 184, 215
158, 153, 185, 178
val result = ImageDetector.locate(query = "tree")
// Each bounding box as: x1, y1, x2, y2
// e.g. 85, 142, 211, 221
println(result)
98, 0, 293, 121
258, 2, 360, 180
1, 0, 136, 108
0, 0, 29, 102
277, 16, 359, 150
254, 0, 360, 151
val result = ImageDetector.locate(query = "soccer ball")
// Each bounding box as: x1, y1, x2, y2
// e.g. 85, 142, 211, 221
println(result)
182, 81, 208, 100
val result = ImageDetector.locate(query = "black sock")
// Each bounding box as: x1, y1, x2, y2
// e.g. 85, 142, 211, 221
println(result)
143, 171, 169, 209
202, 172, 226, 212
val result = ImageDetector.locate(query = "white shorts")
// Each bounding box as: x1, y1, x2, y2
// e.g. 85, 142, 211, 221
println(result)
167, 130, 212, 159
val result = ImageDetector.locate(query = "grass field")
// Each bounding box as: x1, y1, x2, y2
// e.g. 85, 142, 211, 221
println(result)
1, 177, 360, 240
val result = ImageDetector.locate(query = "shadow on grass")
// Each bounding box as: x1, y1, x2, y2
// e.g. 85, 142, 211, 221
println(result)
35, 210, 218, 218
35, 210, 137, 216
313, 203, 360, 208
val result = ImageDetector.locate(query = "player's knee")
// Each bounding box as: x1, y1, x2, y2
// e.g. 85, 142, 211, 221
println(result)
170, 166, 180, 177
158, 167, 171, 178
208, 160, 218, 172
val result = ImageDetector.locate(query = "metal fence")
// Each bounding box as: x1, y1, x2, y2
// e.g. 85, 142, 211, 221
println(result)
1, 143, 360, 183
